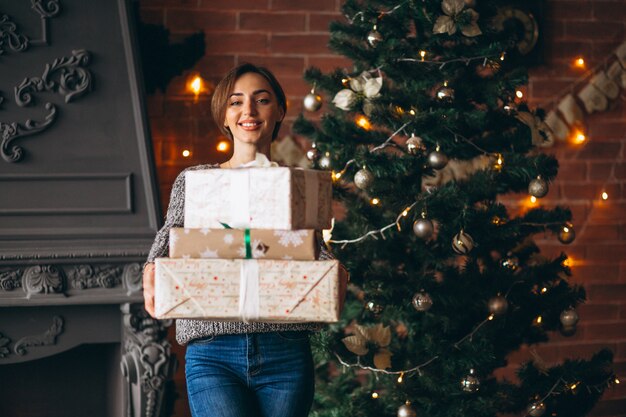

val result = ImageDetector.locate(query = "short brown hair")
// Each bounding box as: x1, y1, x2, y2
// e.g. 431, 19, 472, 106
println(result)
211, 63, 287, 141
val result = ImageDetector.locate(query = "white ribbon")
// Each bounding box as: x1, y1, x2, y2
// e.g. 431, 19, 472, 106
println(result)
229, 169, 251, 228
238, 259, 260, 322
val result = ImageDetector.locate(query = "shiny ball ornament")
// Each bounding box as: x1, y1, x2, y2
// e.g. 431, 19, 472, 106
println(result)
366, 301, 384, 315
488, 295, 509, 316
406, 134, 426, 155
319, 154, 331, 169
436, 86, 455, 101
306, 146, 319, 161
452, 230, 475, 255
461, 369, 480, 393
397, 402, 417, 417
303, 91, 323, 112
354, 168, 374, 190
558, 223, 576, 244
412, 291, 433, 312
500, 255, 519, 272
427, 150, 448, 170
527, 401, 546, 417
560, 308, 579, 327
412, 218, 434, 239
367, 27, 383, 47
528, 176, 549, 198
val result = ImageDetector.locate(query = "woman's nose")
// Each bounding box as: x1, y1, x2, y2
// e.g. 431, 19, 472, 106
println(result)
243, 99, 257, 116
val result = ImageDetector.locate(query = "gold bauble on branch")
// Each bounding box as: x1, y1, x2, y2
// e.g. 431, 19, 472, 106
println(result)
488, 295, 509, 316
397, 401, 417, 417
460, 369, 480, 393
452, 230, 474, 254
527, 400, 546, 417
354, 168, 375, 190
558, 223, 576, 244
412, 290, 433, 312
528, 176, 549, 198
303, 89, 323, 112
367, 25, 383, 47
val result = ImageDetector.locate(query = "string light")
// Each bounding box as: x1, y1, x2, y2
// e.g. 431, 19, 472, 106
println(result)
574, 57, 585, 68
397, 372, 404, 383
541, 287, 548, 294
332, 171, 342, 181
187, 74, 206, 102
356, 115, 372, 130
419, 50, 426, 61
534, 315, 543, 325
371, 392, 379, 399
182, 149, 191, 157
515, 90, 524, 99
371, 197, 380, 205
530, 196, 537, 204
500, 52, 506, 61
614, 377, 621, 384
601, 191, 608, 200
571, 129, 586, 144
216, 140, 230, 152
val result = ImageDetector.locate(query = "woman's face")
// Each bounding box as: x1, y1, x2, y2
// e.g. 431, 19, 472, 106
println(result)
224, 72, 285, 148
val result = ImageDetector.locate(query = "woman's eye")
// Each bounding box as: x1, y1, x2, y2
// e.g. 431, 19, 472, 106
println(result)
229, 101, 241, 106
257, 98, 270, 104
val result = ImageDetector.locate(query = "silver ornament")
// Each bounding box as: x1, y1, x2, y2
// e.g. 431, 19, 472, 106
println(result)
303, 92, 323, 112
412, 291, 433, 312
367, 27, 383, 47
500, 255, 519, 272
354, 168, 374, 190
436, 86, 455, 100
306, 147, 319, 161
413, 218, 434, 239
488, 295, 509, 316
527, 401, 546, 417
397, 402, 417, 417
560, 308, 579, 327
452, 230, 474, 255
528, 176, 549, 198
319, 153, 331, 169
406, 134, 426, 155
461, 369, 480, 393
427, 150, 448, 169
366, 300, 384, 315
558, 223, 576, 244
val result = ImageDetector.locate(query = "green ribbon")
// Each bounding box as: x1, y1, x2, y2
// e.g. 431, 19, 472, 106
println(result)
221, 222, 252, 259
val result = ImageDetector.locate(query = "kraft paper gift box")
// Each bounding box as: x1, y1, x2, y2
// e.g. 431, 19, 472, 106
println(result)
154, 258, 340, 323
169, 228, 319, 260
184, 167, 332, 230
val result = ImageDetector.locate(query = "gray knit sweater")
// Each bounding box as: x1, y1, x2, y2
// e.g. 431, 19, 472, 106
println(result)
147, 164, 331, 345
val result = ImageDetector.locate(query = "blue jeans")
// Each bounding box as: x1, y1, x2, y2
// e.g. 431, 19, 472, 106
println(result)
185, 331, 315, 417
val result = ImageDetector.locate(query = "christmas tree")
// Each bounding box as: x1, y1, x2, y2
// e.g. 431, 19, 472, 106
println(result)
294, 1, 617, 416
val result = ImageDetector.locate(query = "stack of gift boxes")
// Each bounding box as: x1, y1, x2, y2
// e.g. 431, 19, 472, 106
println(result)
154, 166, 341, 323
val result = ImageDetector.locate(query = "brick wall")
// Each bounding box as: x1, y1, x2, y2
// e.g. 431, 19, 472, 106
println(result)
138, 1, 626, 416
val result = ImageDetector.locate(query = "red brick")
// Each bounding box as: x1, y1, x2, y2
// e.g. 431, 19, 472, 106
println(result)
587, 284, 626, 302
589, 162, 615, 181
240, 12, 306, 32
307, 55, 353, 71
589, 121, 626, 142
564, 21, 624, 40
587, 202, 626, 221
579, 224, 621, 242
557, 161, 587, 181
271, 0, 336, 11
586, 244, 626, 263
270, 34, 332, 54
204, 32, 268, 54
590, 398, 626, 416
616, 163, 626, 180
593, 1, 626, 21
561, 183, 603, 200
139, 7, 165, 25
548, 2, 593, 19
578, 142, 622, 160
583, 321, 626, 340
195, 55, 237, 77
572, 264, 620, 282
578, 303, 621, 321
167, 10, 236, 32
198, 0, 269, 10
309, 12, 343, 32
276, 76, 312, 100
237, 55, 305, 76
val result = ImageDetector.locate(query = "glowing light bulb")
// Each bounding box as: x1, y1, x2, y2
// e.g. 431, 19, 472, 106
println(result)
356, 115, 371, 130
397, 373, 404, 383
419, 50, 426, 61
371, 197, 380, 205
530, 196, 537, 204
216, 140, 230, 152
535, 315, 543, 325
500, 52, 506, 61
601, 192, 608, 200
541, 287, 548, 294
575, 57, 585, 68
571, 129, 586, 144
515, 90, 524, 99
615, 377, 620, 384
371, 392, 379, 399
332, 171, 342, 181
488, 314, 495, 321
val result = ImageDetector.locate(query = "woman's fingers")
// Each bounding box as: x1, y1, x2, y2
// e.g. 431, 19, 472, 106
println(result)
143, 263, 156, 317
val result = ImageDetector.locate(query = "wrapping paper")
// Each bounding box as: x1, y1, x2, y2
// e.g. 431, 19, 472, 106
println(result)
184, 167, 332, 230
169, 228, 319, 260
154, 258, 340, 323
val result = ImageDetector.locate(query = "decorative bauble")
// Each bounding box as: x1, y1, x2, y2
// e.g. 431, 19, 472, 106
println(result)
354, 168, 374, 190
367, 27, 383, 47
528, 176, 549, 198
427, 149, 448, 170
452, 230, 474, 255
500, 255, 519, 272
412, 217, 434, 239
558, 223, 576, 244
488, 295, 509, 316
366, 301, 384, 315
412, 290, 433, 312
406, 134, 426, 155
461, 369, 480, 393
527, 401, 546, 417
560, 308, 579, 327
319, 153, 331, 169
397, 401, 417, 417
436, 86, 455, 101
303, 91, 322, 112
306, 144, 318, 161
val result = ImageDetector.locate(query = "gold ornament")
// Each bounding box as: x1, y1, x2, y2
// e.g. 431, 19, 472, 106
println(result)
488, 295, 509, 316
500, 254, 519, 272
558, 223, 576, 244
303, 89, 322, 112
433, 0, 482, 37
413, 213, 434, 239
367, 25, 383, 47
452, 230, 474, 254
528, 176, 549, 198
436, 86, 455, 101
461, 369, 480, 392
560, 308, 579, 327
412, 290, 433, 312
527, 400, 546, 417
397, 401, 417, 417
406, 134, 426, 155
342, 323, 392, 370
427, 146, 449, 170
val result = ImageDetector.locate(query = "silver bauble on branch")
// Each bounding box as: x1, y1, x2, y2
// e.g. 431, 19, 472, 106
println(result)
366, 300, 384, 315
500, 255, 519, 272
558, 223, 576, 244
412, 290, 433, 312
528, 176, 549, 198
397, 401, 417, 417
427, 147, 448, 170
488, 295, 509, 316
461, 369, 480, 393
367, 25, 383, 47
527, 401, 546, 417
406, 134, 426, 155
452, 230, 474, 254
560, 308, 579, 327
436, 86, 455, 101
413, 214, 434, 239
306, 146, 319, 161
319, 153, 331, 169
354, 168, 374, 190
303, 89, 323, 112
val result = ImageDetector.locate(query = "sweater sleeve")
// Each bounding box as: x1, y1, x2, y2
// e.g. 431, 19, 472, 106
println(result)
147, 169, 187, 263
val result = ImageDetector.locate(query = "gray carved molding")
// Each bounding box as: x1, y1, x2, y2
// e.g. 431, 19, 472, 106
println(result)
0, 14, 29, 54
0, 332, 11, 358
2, 48, 92, 163
0, 268, 22, 291
123, 263, 143, 295
0, 0, 61, 55
69, 264, 123, 290
13, 315, 64, 356
23, 265, 64, 296
121, 304, 176, 417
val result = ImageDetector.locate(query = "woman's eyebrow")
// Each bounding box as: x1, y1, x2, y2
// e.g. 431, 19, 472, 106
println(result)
229, 89, 272, 98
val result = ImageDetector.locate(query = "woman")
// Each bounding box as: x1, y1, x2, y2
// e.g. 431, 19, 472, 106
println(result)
142, 63, 335, 417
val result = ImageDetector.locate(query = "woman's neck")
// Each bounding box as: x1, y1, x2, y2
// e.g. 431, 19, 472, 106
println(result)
222, 141, 271, 168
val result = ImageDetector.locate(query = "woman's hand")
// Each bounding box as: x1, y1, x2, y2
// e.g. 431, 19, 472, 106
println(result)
143, 263, 156, 318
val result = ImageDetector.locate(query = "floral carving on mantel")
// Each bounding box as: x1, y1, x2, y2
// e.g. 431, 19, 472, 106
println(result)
2, 48, 92, 163
0, 14, 29, 55
22, 265, 64, 296
69, 264, 123, 290
123, 263, 143, 295
14, 315, 64, 356
0, 268, 22, 291
0, 332, 11, 358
